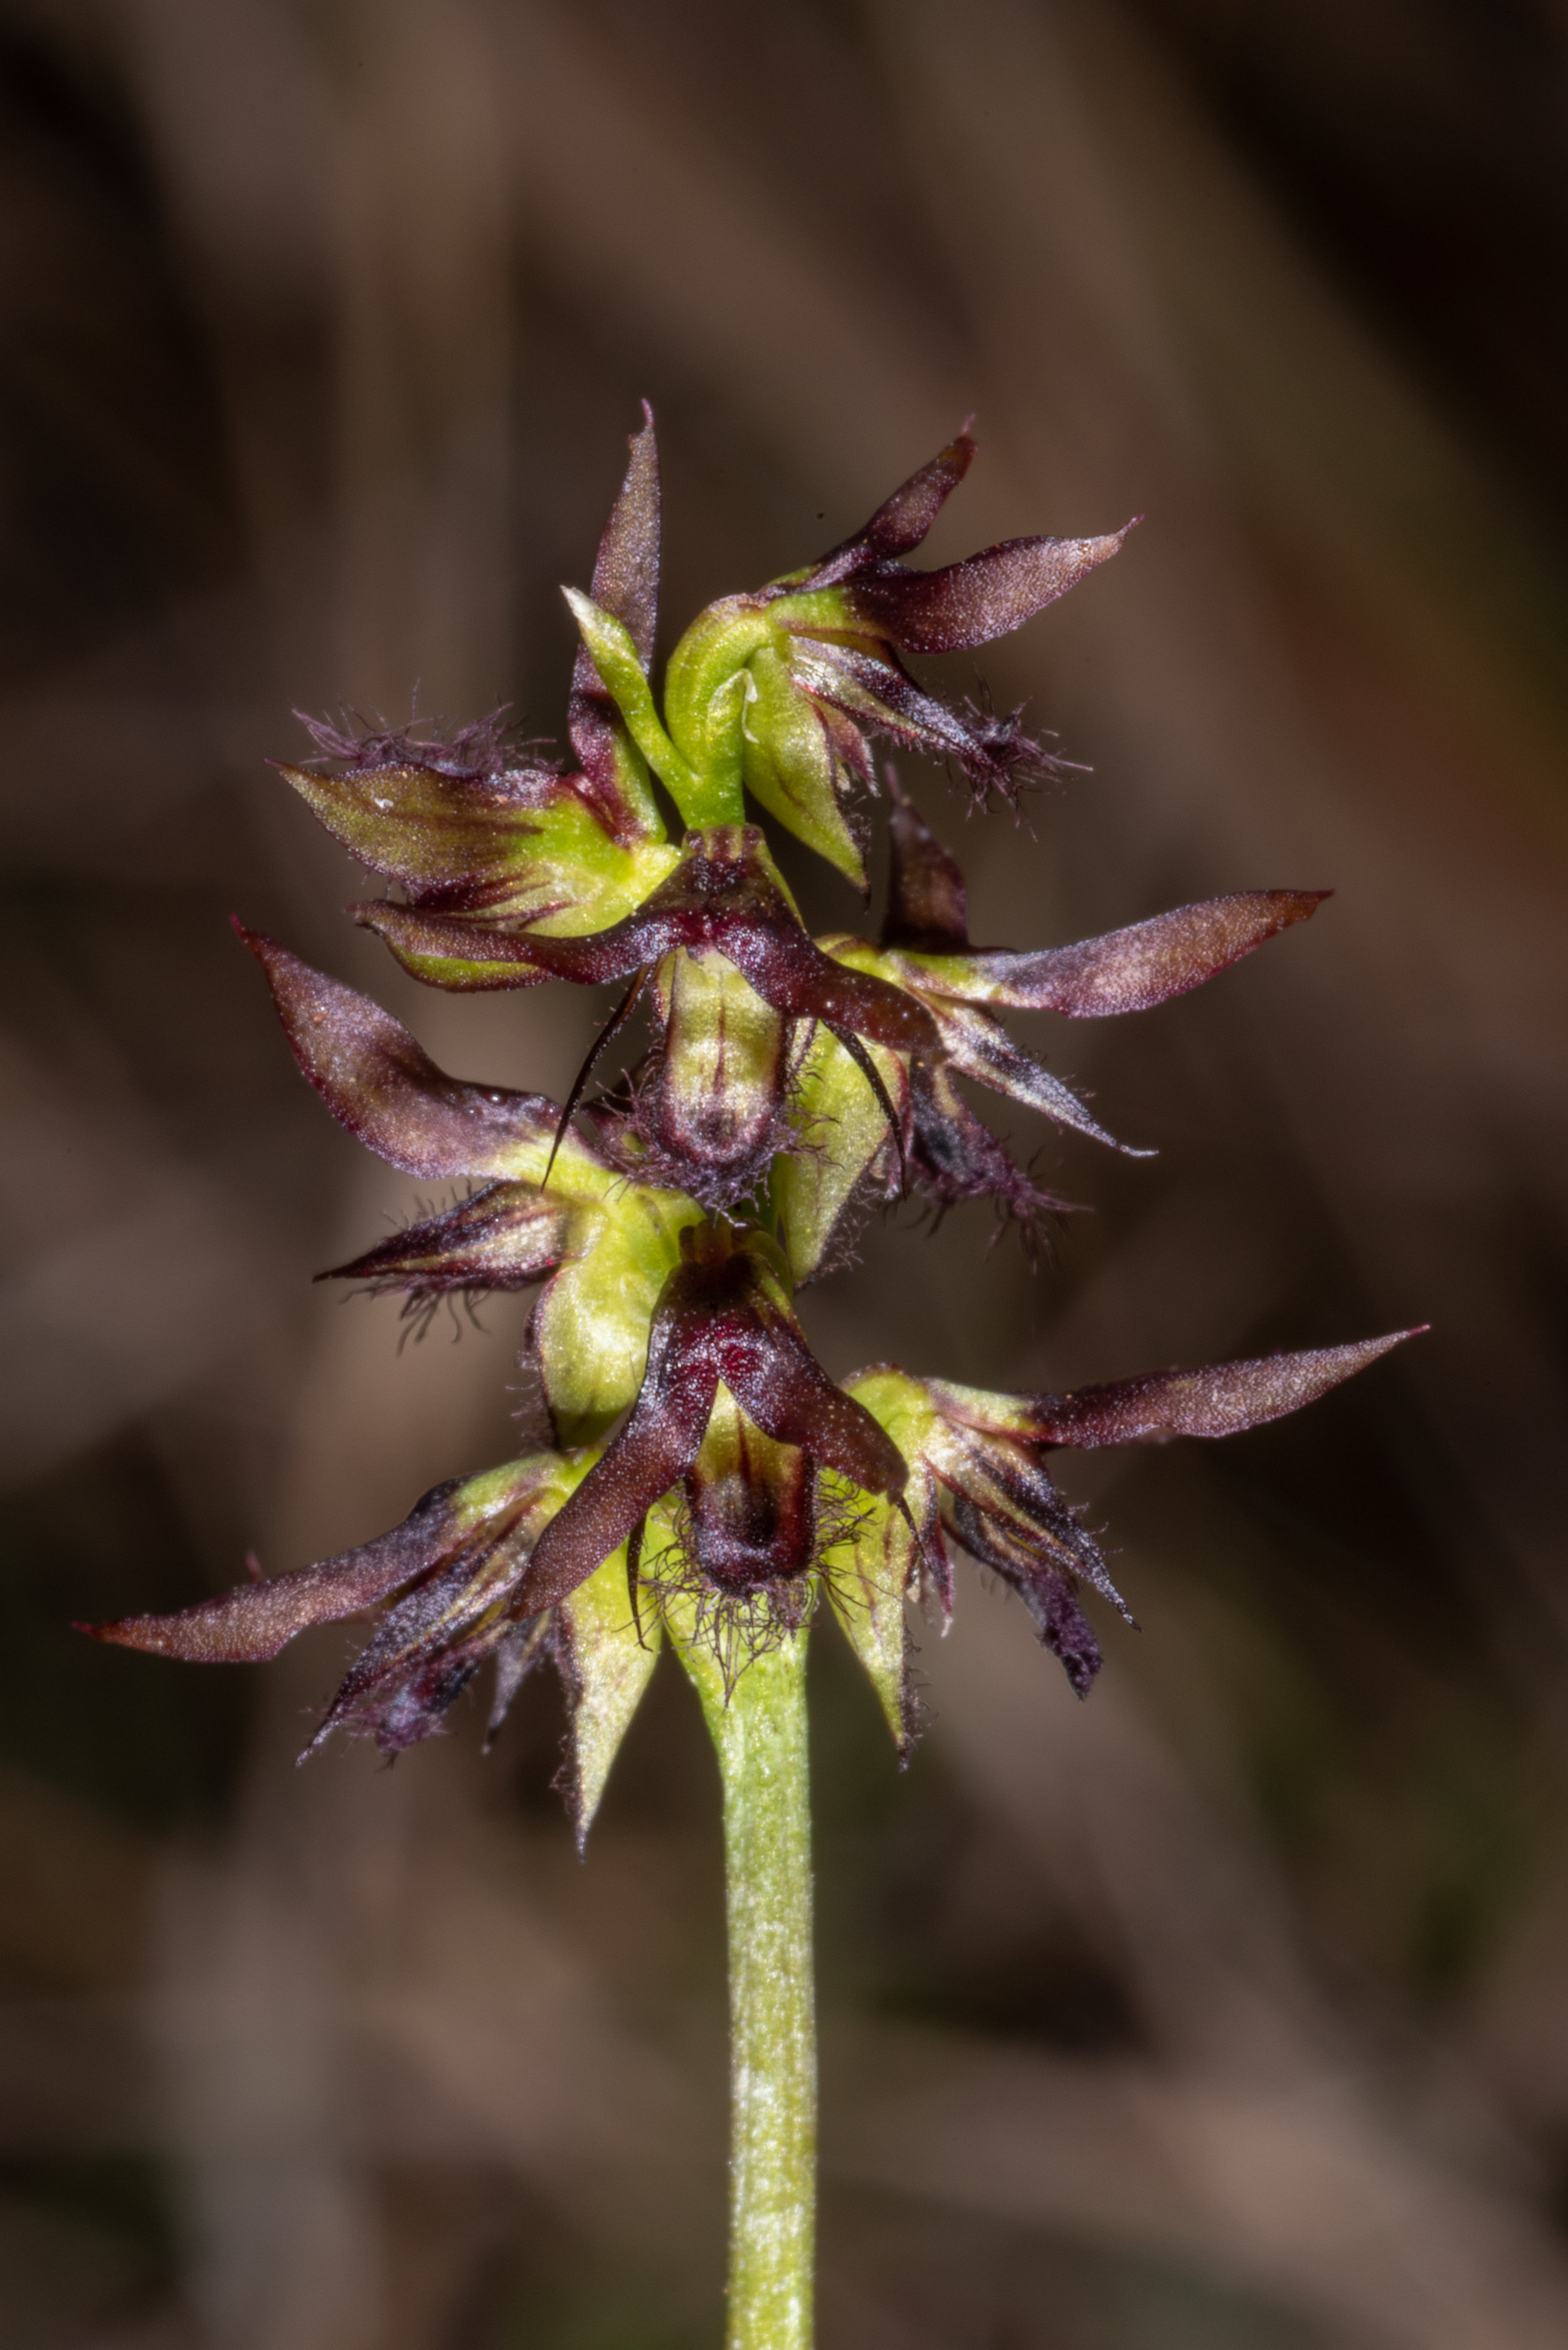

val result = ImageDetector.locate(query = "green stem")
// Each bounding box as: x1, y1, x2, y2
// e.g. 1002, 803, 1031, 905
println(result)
696, 1632, 817, 2350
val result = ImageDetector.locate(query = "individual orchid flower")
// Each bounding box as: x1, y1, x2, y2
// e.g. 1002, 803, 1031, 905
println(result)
830, 1332, 1420, 1743
774, 778, 1329, 1273
235, 923, 704, 1435
276, 408, 680, 938
565, 425, 1135, 883
514, 1221, 910, 1640
84, 1446, 662, 1839
354, 823, 940, 1204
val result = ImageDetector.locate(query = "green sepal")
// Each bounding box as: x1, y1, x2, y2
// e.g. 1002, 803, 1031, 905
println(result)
842, 1366, 943, 1459
519, 827, 682, 936
561, 588, 718, 821
532, 1182, 706, 1445
822, 1484, 915, 1755
655, 947, 788, 1172
277, 760, 551, 900
739, 642, 867, 890
771, 1024, 906, 1282
551, 1453, 662, 1848
279, 759, 671, 928
661, 599, 773, 810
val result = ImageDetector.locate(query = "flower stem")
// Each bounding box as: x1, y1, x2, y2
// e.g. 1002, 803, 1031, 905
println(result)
694, 1630, 816, 2350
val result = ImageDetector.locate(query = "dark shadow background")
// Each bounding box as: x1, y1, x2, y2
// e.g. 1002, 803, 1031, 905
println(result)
3, 3, 1567, 2346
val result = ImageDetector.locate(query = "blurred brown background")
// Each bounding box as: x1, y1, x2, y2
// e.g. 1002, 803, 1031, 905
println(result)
3, 2, 1567, 2344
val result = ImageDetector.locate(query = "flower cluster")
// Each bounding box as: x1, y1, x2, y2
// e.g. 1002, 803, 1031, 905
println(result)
90, 415, 1414, 1837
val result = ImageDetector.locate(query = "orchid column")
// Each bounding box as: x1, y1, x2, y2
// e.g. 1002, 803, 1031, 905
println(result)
91, 412, 1416, 2350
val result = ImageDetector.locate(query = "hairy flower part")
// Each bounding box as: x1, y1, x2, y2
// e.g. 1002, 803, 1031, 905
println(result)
559, 427, 1135, 878
778, 782, 1328, 1257
238, 923, 704, 1436
277, 412, 679, 935
842, 1330, 1419, 1719
517, 1222, 909, 1627
85, 1457, 566, 1750
84, 1445, 662, 1835
629, 949, 807, 1208
749, 425, 1135, 817
86, 408, 1426, 1853
357, 825, 936, 1198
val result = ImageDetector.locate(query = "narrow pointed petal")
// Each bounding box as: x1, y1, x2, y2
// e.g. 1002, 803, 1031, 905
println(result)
807, 427, 977, 577
882, 773, 969, 951
1011, 1331, 1424, 1449
933, 999, 1148, 1155
568, 406, 665, 836
849, 522, 1137, 654
798, 641, 1052, 807
305, 1554, 520, 1755
585, 402, 660, 671
347, 903, 558, 990
914, 891, 1330, 1015
320, 1183, 570, 1293
724, 1309, 909, 1502
238, 923, 558, 1176
519, 1368, 718, 1613
907, 1060, 1076, 1237
83, 1479, 469, 1662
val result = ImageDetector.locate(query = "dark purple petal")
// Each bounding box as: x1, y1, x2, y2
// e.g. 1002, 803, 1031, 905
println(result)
948, 891, 1331, 1015
305, 1555, 534, 1757
802, 644, 1054, 807
351, 902, 561, 991
848, 522, 1136, 654
568, 404, 662, 829
239, 923, 558, 1175
520, 1348, 719, 1615
931, 999, 1145, 1155
804, 427, 977, 580
586, 401, 660, 669
724, 1299, 909, 1503
320, 1183, 569, 1294
907, 1060, 1078, 1243
1019, 1567, 1105, 1698
943, 1492, 1107, 1697
882, 772, 970, 951
83, 1480, 467, 1663
1003, 1331, 1424, 1449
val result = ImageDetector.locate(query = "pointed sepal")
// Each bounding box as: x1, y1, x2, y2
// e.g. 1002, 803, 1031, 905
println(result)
823, 1492, 918, 1756
556, 1541, 662, 1849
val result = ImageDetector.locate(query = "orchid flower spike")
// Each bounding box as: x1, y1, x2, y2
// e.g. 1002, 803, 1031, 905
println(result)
87, 408, 1421, 1839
